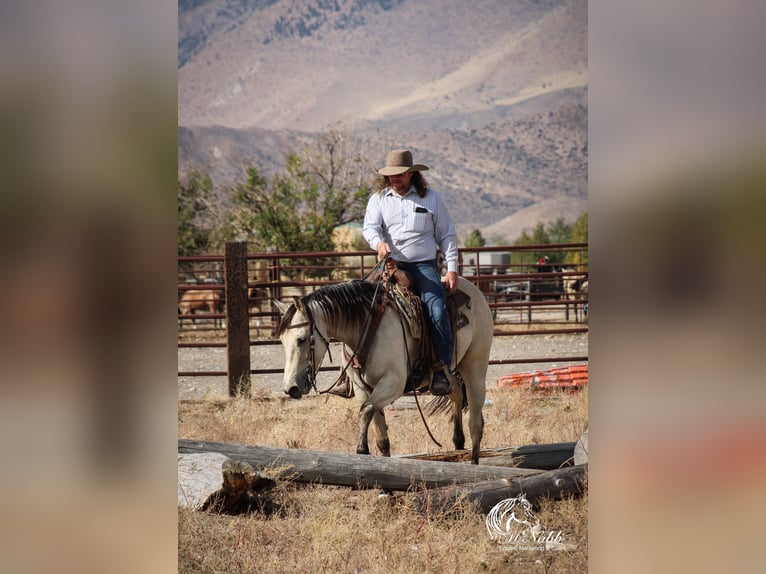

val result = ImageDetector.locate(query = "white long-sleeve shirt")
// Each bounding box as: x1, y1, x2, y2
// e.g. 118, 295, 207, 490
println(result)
363, 185, 459, 273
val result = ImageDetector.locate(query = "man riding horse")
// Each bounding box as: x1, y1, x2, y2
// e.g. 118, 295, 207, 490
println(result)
362, 149, 459, 396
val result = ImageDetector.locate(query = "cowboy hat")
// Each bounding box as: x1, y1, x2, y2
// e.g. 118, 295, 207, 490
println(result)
376, 149, 429, 176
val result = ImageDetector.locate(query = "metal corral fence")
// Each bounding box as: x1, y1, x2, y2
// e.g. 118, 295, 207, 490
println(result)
178, 242, 588, 395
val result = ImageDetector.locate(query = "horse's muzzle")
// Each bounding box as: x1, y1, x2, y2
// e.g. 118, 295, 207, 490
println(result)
285, 385, 302, 399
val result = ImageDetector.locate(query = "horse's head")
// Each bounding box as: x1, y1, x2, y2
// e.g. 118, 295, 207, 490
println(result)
274, 298, 330, 399
501, 495, 540, 532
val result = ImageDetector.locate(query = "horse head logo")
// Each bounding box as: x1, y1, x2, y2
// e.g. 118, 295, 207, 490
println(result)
486, 494, 542, 543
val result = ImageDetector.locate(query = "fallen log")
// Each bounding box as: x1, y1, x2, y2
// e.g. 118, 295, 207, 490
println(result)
178, 439, 542, 492
415, 464, 587, 515
399, 442, 576, 470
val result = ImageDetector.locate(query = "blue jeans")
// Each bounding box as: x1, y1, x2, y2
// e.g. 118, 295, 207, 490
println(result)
396, 260, 453, 368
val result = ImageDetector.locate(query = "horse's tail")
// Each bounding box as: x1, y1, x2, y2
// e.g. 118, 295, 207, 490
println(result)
425, 381, 468, 416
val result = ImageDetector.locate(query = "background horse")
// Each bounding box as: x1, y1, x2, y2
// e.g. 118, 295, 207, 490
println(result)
178, 289, 223, 327
275, 277, 494, 464
563, 271, 588, 322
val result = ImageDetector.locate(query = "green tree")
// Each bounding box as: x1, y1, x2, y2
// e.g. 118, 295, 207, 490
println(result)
513, 228, 539, 268
570, 212, 588, 244
224, 127, 373, 259
177, 170, 213, 256
530, 221, 549, 245
464, 229, 486, 248
512, 214, 588, 268
547, 217, 572, 245
565, 212, 588, 266
515, 220, 562, 266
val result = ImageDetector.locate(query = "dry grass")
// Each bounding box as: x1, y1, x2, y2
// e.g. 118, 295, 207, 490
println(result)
178, 388, 588, 573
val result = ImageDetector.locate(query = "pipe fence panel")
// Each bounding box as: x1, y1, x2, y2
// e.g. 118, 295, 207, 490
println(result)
178, 242, 588, 395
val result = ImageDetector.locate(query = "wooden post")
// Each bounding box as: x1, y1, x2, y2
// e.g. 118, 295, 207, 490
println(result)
268, 251, 280, 336
224, 242, 250, 396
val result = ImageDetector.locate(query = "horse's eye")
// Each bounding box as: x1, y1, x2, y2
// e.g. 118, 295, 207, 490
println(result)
297, 336, 307, 345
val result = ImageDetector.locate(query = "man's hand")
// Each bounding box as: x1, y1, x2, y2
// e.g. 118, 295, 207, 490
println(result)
445, 271, 459, 294
376, 241, 392, 260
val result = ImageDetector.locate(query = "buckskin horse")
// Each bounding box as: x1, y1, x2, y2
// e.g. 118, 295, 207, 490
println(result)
275, 276, 493, 464
178, 288, 223, 327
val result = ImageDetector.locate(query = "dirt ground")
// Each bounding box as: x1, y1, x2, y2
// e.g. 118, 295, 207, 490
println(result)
178, 331, 588, 400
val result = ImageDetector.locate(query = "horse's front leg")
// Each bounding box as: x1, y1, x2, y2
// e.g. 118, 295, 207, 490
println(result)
357, 402, 375, 455
358, 369, 403, 457
372, 409, 390, 457
357, 404, 390, 457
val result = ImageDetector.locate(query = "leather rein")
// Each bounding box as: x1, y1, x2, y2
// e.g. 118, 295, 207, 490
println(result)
284, 258, 390, 394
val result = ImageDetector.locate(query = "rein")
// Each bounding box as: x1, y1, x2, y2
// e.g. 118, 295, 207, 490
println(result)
393, 297, 443, 449
320, 257, 391, 396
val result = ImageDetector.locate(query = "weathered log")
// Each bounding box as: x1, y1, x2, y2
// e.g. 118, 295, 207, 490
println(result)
399, 442, 576, 470
415, 464, 587, 515
178, 439, 542, 492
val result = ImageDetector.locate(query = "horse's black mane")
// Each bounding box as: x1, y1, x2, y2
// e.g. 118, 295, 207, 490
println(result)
302, 280, 379, 332
276, 280, 381, 336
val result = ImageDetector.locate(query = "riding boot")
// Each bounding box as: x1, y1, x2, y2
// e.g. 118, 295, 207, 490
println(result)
430, 363, 453, 396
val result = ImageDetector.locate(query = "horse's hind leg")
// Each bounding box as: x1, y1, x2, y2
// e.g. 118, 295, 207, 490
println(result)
460, 363, 487, 465
449, 386, 466, 452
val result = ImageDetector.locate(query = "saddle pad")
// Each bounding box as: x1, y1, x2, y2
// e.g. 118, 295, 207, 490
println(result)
391, 283, 423, 339
392, 283, 472, 338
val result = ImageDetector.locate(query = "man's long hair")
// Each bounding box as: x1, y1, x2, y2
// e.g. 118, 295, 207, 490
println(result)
375, 171, 428, 198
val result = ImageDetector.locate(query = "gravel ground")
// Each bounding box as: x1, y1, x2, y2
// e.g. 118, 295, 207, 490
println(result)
178, 332, 588, 401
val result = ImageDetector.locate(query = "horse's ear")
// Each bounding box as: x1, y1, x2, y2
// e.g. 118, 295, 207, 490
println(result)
292, 296, 303, 312
273, 300, 291, 315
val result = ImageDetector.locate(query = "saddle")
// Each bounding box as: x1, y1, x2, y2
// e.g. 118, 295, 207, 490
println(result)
328, 265, 472, 398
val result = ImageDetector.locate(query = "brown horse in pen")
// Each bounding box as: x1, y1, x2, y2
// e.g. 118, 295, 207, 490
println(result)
178, 289, 223, 327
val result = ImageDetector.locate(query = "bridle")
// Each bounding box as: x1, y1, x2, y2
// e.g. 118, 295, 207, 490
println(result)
283, 259, 390, 397
284, 303, 332, 394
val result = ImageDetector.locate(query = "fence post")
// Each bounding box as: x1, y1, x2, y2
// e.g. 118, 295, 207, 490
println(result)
224, 241, 250, 396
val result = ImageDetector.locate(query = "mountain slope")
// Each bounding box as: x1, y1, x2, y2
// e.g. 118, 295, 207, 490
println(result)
178, 0, 588, 243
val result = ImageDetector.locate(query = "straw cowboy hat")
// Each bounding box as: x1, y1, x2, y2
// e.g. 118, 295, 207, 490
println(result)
376, 149, 429, 176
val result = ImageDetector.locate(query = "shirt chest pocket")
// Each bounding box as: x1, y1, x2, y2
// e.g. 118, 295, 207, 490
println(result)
411, 208, 432, 232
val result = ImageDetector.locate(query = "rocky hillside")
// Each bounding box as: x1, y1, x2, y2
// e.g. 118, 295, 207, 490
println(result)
178, 0, 587, 243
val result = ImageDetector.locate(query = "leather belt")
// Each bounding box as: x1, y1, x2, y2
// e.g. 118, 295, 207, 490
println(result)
391, 259, 435, 266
